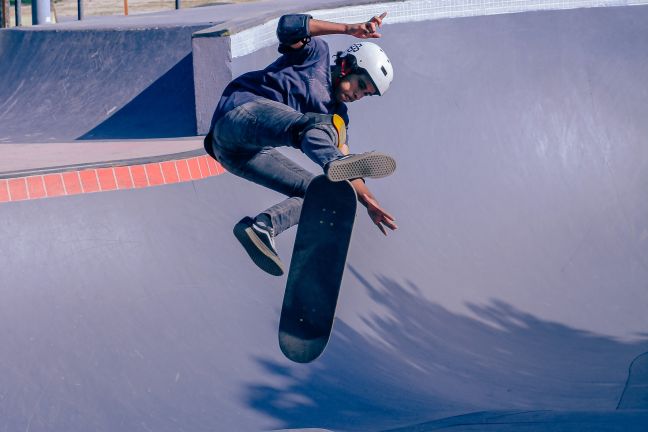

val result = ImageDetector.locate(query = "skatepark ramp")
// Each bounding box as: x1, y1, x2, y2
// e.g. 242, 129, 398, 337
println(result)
1, 1, 647, 431
0, 24, 208, 142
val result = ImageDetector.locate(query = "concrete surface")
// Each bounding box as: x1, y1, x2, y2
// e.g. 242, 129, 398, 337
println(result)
0, 138, 202, 177
0, 2, 647, 431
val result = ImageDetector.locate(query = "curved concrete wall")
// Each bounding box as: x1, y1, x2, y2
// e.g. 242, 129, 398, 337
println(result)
0, 2, 647, 431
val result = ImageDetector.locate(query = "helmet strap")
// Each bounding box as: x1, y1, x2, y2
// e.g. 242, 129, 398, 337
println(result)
333, 58, 353, 89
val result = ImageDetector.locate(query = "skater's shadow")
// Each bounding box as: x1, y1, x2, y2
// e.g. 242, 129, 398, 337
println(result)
245, 265, 648, 431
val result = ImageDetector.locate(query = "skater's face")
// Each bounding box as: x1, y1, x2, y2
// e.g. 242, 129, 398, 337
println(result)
335, 73, 377, 103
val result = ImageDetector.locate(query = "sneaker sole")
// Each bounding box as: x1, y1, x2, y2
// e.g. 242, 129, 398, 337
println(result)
233, 220, 284, 276
326, 152, 396, 182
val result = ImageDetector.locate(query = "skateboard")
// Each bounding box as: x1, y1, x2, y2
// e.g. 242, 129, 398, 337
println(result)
279, 175, 357, 363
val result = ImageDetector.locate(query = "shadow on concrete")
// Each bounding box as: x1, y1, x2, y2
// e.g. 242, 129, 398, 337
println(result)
78, 54, 197, 140
244, 266, 648, 431
618, 352, 648, 409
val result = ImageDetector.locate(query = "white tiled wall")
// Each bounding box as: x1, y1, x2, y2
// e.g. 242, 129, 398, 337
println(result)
231, 0, 648, 57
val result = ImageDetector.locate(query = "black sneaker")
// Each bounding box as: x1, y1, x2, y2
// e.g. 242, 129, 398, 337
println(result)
325, 151, 396, 182
233, 217, 284, 276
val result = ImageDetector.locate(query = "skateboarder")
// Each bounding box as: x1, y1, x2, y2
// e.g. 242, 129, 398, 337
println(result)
205, 12, 398, 276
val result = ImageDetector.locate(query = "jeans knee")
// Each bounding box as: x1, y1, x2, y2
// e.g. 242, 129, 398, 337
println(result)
292, 113, 347, 150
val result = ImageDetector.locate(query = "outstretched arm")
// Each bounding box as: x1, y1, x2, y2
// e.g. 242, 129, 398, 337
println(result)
350, 178, 397, 236
284, 12, 388, 49
310, 12, 387, 38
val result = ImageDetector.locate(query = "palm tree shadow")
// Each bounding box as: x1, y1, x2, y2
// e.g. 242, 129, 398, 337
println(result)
244, 265, 648, 431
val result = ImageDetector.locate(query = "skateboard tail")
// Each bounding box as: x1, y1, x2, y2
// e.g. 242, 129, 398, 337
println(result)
278, 332, 330, 363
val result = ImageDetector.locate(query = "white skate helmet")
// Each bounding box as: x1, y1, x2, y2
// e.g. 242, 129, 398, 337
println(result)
340, 42, 394, 96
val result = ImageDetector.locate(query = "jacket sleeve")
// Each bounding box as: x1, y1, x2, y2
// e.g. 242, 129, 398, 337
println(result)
276, 14, 312, 46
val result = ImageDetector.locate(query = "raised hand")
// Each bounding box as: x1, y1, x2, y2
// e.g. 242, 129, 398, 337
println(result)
347, 12, 388, 39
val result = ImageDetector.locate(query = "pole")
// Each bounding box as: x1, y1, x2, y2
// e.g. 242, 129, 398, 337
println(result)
175, 0, 180, 10
15, 0, 22, 26
32, 0, 51, 25
1, 0, 9, 28
78, 0, 83, 20
124, 0, 128, 16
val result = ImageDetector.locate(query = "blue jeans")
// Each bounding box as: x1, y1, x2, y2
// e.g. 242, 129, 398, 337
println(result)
210, 98, 343, 236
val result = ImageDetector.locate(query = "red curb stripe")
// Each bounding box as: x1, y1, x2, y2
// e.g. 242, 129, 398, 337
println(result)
27, 176, 47, 199
198, 156, 210, 179
161, 161, 179, 184
207, 157, 219, 176
206, 157, 214, 176
130, 165, 148, 188
62, 171, 82, 195
79, 169, 100, 193
145, 163, 164, 186
97, 168, 118, 191
173, 160, 181, 181
1, 155, 227, 204
177, 159, 191, 182
187, 158, 201, 180
114, 166, 134, 190
44, 174, 66, 198
8, 178, 28, 201
0, 179, 9, 203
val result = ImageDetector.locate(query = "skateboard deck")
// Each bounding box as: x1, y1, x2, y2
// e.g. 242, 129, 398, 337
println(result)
279, 175, 357, 363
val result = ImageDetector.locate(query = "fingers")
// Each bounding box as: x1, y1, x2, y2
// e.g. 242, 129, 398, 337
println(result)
379, 215, 398, 232
370, 210, 398, 236
383, 215, 398, 230
363, 190, 397, 235
363, 11, 387, 38
380, 209, 396, 224
373, 206, 397, 229
362, 24, 380, 38
374, 217, 396, 236
371, 11, 388, 25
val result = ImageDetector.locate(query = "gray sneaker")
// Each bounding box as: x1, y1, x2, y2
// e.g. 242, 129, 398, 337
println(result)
325, 151, 396, 182
233, 217, 284, 276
